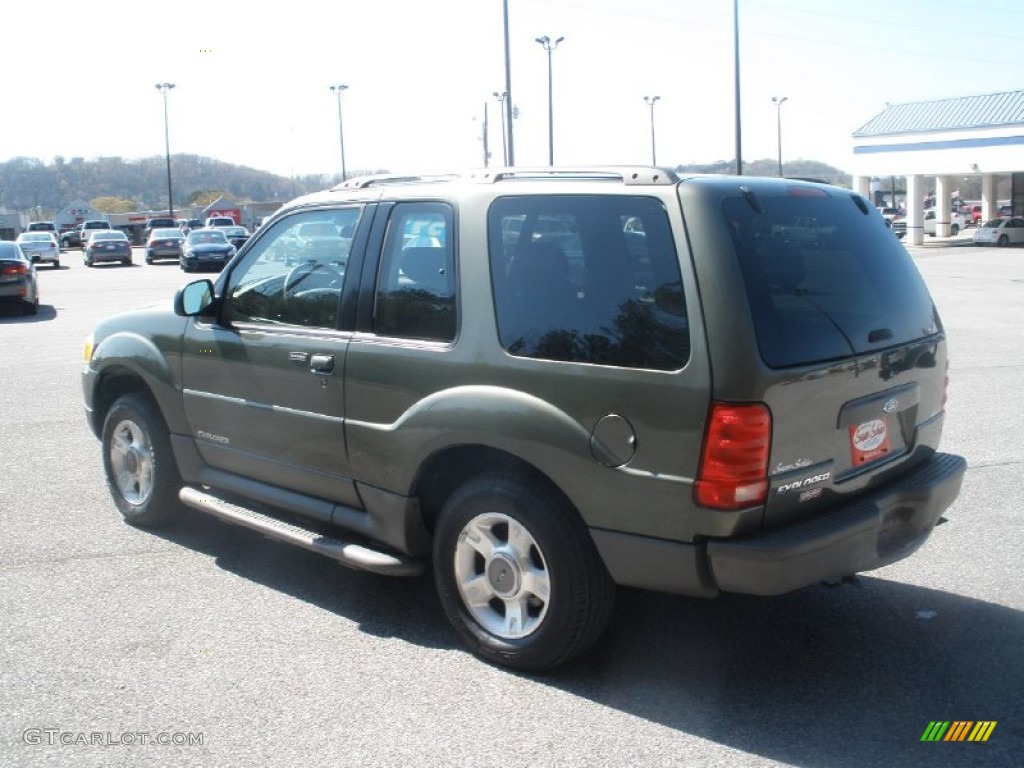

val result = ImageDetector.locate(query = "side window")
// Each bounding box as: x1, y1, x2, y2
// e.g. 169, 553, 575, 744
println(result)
489, 195, 689, 371
374, 203, 456, 342
222, 208, 359, 329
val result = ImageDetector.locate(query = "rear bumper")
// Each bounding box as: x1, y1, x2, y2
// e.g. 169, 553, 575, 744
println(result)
707, 452, 966, 595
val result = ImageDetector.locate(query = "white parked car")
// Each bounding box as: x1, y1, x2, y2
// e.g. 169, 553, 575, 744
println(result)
923, 209, 966, 236
15, 232, 60, 268
973, 217, 1024, 246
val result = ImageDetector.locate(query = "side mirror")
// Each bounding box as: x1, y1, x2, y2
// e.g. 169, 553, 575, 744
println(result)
174, 279, 216, 317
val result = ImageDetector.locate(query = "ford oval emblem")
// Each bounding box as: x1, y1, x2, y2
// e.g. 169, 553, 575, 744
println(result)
882, 398, 899, 414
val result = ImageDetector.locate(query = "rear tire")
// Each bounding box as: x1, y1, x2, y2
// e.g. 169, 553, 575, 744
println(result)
22, 299, 38, 315
101, 393, 183, 528
951, 224, 960, 236
433, 473, 615, 670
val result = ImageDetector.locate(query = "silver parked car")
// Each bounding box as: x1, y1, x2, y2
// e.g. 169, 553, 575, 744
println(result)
15, 232, 61, 268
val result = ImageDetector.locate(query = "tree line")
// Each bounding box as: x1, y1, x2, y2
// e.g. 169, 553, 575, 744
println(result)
0, 155, 349, 216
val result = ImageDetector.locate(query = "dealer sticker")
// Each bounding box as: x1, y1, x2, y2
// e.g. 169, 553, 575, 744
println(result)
849, 418, 890, 464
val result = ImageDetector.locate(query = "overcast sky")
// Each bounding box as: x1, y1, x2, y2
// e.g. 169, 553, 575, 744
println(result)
4, 0, 1024, 179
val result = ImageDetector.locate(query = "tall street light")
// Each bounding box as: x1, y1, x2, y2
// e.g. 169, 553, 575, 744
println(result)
535, 35, 564, 165
329, 84, 349, 181
502, 0, 515, 165
493, 91, 509, 165
155, 83, 175, 218
644, 95, 661, 166
771, 95, 788, 177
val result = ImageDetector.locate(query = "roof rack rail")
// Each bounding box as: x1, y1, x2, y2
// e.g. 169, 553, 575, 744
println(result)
467, 166, 680, 186
330, 173, 460, 190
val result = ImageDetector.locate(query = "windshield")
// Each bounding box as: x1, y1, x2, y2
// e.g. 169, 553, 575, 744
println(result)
151, 229, 182, 239
724, 190, 939, 368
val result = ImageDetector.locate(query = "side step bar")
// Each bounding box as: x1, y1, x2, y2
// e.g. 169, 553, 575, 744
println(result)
179, 486, 426, 577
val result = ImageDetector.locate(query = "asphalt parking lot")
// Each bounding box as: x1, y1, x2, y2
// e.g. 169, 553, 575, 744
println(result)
0, 244, 1021, 767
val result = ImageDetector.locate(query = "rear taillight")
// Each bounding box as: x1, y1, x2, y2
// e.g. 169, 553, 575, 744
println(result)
1, 264, 27, 276
694, 402, 772, 510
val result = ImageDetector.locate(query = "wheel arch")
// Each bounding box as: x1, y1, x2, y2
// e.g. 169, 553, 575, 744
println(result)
88, 366, 161, 438
87, 326, 187, 439
411, 445, 582, 537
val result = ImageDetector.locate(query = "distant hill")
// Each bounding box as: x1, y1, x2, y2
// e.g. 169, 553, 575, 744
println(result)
0, 155, 364, 215
675, 158, 850, 186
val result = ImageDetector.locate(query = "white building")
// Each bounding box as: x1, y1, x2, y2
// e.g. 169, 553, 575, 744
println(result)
850, 89, 1024, 244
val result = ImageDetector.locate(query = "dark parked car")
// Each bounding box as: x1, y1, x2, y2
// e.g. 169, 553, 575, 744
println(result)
219, 225, 251, 250
0, 241, 39, 315
180, 228, 235, 272
60, 227, 84, 249
83, 169, 965, 670
145, 228, 185, 264
16, 232, 60, 268
83, 230, 133, 267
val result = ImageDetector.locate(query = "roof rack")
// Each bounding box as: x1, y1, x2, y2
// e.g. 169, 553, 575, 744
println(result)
330, 167, 680, 191
467, 167, 680, 185
330, 173, 460, 190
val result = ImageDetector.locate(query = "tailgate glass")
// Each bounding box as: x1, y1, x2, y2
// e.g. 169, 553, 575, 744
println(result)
723, 192, 939, 368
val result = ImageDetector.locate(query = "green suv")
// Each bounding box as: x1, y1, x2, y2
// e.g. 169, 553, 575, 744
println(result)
82, 168, 965, 670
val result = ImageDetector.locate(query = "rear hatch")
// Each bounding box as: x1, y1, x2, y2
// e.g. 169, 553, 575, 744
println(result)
714, 183, 948, 529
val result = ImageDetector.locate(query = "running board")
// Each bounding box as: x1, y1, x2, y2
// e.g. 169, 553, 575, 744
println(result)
178, 486, 426, 577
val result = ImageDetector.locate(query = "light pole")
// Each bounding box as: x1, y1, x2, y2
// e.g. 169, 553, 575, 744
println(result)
329, 84, 349, 181
644, 95, 661, 165
493, 91, 508, 166
502, 0, 515, 165
772, 95, 788, 177
535, 35, 564, 165
155, 83, 175, 217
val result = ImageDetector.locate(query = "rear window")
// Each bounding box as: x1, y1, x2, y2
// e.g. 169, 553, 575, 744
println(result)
724, 190, 939, 368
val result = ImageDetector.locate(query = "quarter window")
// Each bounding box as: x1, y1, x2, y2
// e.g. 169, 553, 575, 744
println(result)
489, 195, 689, 370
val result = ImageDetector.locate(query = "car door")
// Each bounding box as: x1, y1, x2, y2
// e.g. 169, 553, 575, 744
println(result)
181, 205, 366, 506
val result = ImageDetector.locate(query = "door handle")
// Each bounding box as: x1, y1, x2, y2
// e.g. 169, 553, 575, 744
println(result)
310, 353, 335, 375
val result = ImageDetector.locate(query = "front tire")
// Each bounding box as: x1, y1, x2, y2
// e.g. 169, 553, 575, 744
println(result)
101, 393, 183, 528
433, 473, 614, 670
951, 224, 960, 236
998, 234, 1009, 246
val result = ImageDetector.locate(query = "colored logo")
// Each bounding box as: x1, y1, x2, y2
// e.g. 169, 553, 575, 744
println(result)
921, 721, 997, 742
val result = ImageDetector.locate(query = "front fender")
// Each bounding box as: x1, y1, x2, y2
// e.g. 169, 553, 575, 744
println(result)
83, 312, 188, 436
